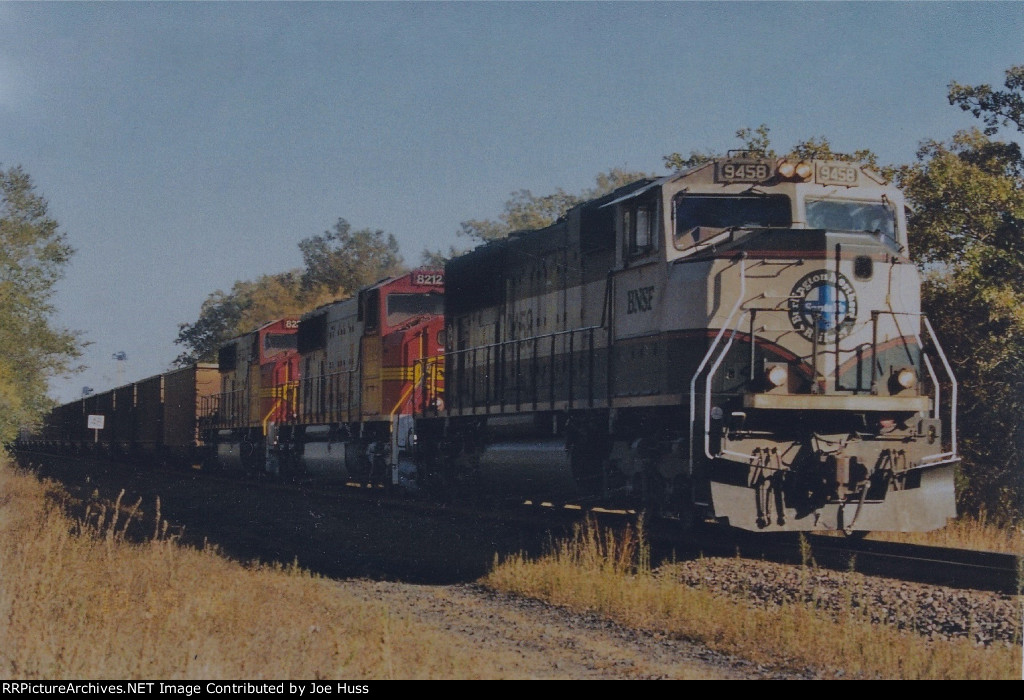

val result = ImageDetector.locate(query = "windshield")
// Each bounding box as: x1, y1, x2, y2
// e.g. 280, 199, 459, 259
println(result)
264, 332, 297, 355
387, 293, 443, 326
674, 194, 791, 249
805, 198, 897, 241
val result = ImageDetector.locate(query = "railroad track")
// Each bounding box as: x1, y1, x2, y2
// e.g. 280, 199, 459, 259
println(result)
16, 449, 1023, 595
298, 481, 1022, 596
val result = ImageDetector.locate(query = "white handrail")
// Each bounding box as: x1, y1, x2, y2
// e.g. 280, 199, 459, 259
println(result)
688, 256, 746, 472
922, 316, 958, 457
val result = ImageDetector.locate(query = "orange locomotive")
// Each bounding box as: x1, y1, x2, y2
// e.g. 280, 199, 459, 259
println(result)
273, 270, 445, 485
200, 270, 445, 483
199, 318, 301, 472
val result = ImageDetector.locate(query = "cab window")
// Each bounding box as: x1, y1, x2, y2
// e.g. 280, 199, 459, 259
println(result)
387, 293, 443, 326
263, 333, 297, 357
623, 199, 658, 258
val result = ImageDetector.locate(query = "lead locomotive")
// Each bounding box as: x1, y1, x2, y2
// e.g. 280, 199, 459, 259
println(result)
415, 153, 958, 532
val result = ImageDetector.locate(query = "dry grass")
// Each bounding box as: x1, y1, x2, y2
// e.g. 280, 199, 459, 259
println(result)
0, 461, 504, 679
483, 518, 1023, 680
4, 455, 1020, 680
862, 512, 1024, 555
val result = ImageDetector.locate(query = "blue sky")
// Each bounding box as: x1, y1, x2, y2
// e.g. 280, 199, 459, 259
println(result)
0, 2, 1020, 403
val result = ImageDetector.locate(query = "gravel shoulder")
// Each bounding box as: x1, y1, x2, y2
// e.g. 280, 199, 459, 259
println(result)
335, 579, 808, 680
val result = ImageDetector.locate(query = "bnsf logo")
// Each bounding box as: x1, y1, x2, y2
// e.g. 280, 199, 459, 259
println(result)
626, 286, 655, 314
414, 273, 443, 286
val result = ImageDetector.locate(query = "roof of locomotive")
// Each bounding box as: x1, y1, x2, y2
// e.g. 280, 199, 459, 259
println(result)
220, 317, 300, 346
299, 268, 444, 321
451, 176, 659, 262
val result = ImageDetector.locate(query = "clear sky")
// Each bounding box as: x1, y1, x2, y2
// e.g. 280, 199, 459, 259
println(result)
0, 1, 1021, 404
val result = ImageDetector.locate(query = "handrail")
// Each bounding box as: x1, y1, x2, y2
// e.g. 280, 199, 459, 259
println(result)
296, 368, 357, 425
922, 315, 958, 460
704, 312, 750, 461
689, 256, 747, 471
443, 324, 603, 413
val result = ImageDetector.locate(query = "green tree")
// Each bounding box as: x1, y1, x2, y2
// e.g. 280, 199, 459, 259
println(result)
423, 168, 652, 266
663, 124, 774, 171
897, 75, 1024, 522
788, 136, 880, 170
421, 168, 650, 265
664, 124, 882, 172
299, 218, 404, 295
0, 165, 80, 443
174, 271, 332, 365
948, 65, 1024, 135
175, 218, 405, 365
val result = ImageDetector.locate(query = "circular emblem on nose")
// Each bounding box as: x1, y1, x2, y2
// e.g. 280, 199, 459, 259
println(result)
787, 270, 857, 342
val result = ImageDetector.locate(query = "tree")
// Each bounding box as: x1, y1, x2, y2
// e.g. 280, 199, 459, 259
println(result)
173, 271, 331, 365
664, 124, 882, 172
788, 136, 880, 170
446, 168, 653, 252
0, 165, 80, 443
948, 65, 1024, 135
299, 218, 404, 295
663, 124, 774, 171
897, 125, 1024, 522
421, 168, 651, 265
175, 218, 405, 365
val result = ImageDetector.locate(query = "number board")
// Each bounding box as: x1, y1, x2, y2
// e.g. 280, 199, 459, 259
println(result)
815, 163, 859, 186
413, 273, 444, 286
716, 160, 774, 184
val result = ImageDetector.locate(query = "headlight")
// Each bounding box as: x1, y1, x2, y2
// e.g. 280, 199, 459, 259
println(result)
896, 368, 917, 390
766, 364, 788, 388
776, 160, 812, 181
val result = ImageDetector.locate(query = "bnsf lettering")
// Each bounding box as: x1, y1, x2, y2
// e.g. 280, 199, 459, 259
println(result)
626, 286, 655, 314
415, 273, 443, 286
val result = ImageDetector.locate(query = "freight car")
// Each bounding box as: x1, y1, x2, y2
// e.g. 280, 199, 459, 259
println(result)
24, 363, 219, 467
412, 153, 959, 533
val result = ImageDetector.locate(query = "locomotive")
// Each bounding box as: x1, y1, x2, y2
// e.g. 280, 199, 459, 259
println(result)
271, 271, 445, 485
198, 271, 445, 485
199, 317, 301, 472
21, 154, 959, 534
414, 153, 959, 533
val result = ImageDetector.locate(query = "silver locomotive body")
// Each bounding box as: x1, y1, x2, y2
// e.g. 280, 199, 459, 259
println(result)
422, 155, 958, 533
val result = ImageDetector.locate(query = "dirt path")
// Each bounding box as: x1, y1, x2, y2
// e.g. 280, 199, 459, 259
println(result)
335, 579, 802, 680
